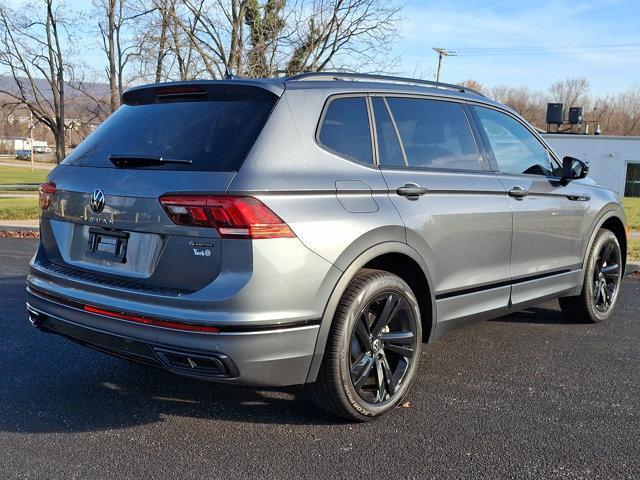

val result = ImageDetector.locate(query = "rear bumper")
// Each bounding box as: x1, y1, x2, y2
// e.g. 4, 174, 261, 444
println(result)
26, 288, 320, 386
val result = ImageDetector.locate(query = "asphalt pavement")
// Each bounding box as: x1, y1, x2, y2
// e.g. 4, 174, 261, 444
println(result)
1, 237, 639, 479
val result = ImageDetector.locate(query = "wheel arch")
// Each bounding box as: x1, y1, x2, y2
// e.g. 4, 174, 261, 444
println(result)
362, 252, 433, 342
305, 241, 436, 383
571, 207, 627, 296
600, 216, 627, 271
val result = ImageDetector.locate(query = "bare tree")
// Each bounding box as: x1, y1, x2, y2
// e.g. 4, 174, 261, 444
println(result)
615, 85, 640, 135
153, 0, 175, 82
490, 84, 545, 126
129, 0, 202, 83
171, 0, 248, 78
0, 0, 77, 162
94, 0, 153, 112
589, 85, 640, 136
458, 79, 485, 95
143, 0, 403, 80
549, 77, 590, 110
283, 0, 402, 75
245, 0, 285, 76
477, 77, 640, 135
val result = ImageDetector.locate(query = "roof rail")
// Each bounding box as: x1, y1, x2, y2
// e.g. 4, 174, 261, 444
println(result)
286, 71, 485, 97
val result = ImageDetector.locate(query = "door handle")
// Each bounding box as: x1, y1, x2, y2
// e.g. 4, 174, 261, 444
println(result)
397, 183, 428, 198
508, 186, 528, 199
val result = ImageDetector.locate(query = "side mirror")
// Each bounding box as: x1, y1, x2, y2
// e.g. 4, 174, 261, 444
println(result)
561, 156, 589, 185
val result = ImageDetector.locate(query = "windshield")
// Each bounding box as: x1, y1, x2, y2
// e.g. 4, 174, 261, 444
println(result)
63, 93, 277, 172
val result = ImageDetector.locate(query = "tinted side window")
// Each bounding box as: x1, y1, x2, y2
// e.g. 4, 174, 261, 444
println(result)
474, 106, 556, 176
386, 98, 481, 170
372, 97, 405, 167
318, 97, 373, 164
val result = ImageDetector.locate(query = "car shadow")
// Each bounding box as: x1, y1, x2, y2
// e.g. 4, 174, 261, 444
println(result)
490, 304, 585, 325
0, 353, 347, 434
0, 272, 345, 434
0, 270, 590, 435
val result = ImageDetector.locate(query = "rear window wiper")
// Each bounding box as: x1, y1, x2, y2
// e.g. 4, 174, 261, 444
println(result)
109, 154, 193, 168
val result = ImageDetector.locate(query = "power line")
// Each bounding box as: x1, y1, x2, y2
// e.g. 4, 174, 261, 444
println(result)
456, 43, 640, 52
461, 50, 640, 57
453, 43, 640, 57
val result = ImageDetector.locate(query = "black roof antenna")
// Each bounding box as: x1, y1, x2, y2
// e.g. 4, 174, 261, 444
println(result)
224, 66, 239, 79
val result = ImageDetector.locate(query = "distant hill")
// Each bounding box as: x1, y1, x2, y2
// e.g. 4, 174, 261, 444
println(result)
0, 74, 110, 103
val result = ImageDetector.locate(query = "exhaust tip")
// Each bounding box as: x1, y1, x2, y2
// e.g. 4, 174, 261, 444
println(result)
26, 305, 44, 328
153, 348, 237, 378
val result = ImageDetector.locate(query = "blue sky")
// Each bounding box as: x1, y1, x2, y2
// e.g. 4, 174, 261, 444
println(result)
6, 0, 640, 95
396, 0, 640, 94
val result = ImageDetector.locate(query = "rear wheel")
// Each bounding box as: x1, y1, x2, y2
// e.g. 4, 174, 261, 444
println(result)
559, 229, 623, 323
308, 269, 422, 421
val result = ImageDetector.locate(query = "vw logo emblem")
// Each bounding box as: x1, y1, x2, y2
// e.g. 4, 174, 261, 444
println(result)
90, 188, 105, 214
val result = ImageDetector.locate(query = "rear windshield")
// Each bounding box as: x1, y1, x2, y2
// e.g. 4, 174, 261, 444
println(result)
63, 90, 277, 171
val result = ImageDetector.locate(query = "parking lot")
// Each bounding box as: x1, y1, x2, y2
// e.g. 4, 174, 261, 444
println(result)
1, 237, 639, 479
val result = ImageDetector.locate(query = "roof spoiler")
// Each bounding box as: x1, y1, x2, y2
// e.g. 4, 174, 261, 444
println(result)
122, 80, 284, 105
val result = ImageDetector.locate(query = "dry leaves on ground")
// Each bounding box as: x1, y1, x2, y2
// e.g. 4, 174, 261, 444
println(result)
0, 230, 39, 238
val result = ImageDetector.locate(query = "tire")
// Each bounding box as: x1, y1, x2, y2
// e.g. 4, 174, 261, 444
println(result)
307, 268, 422, 421
559, 229, 623, 323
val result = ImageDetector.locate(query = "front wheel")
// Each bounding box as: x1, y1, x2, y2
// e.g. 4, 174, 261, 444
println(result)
559, 229, 623, 323
307, 269, 422, 421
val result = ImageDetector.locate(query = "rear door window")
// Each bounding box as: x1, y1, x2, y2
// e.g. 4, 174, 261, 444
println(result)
62, 87, 277, 171
318, 97, 373, 164
385, 98, 482, 171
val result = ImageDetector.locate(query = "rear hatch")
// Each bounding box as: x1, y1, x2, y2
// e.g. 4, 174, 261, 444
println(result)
37, 81, 282, 294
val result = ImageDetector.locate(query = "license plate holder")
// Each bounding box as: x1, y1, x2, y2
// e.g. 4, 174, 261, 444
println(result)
87, 227, 129, 263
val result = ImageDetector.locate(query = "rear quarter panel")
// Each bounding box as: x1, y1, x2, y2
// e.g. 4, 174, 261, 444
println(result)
228, 88, 407, 270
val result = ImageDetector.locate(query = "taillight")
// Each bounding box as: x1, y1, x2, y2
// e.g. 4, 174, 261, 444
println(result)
159, 195, 295, 239
39, 182, 56, 210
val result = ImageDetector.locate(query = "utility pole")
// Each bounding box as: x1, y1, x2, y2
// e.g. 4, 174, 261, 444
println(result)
29, 110, 34, 171
433, 47, 456, 82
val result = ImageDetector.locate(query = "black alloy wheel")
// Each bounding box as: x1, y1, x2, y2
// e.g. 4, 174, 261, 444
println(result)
308, 269, 422, 421
592, 237, 622, 313
559, 229, 623, 323
349, 292, 418, 405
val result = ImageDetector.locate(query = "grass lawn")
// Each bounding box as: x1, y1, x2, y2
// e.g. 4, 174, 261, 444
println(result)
622, 197, 640, 231
629, 238, 640, 262
0, 166, 49, 186
0, 197, 39, 220
0, 190, 38, 195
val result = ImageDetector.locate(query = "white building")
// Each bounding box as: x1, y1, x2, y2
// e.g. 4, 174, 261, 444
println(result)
543, 134, 640, 198
0, 137, 50, 153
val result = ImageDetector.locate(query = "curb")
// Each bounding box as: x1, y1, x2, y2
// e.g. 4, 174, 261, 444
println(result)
627, 262, 640, 276
0, 225, 39, 233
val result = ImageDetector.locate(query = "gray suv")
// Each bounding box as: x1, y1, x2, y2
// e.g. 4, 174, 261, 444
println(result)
27, 73, 627, 421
